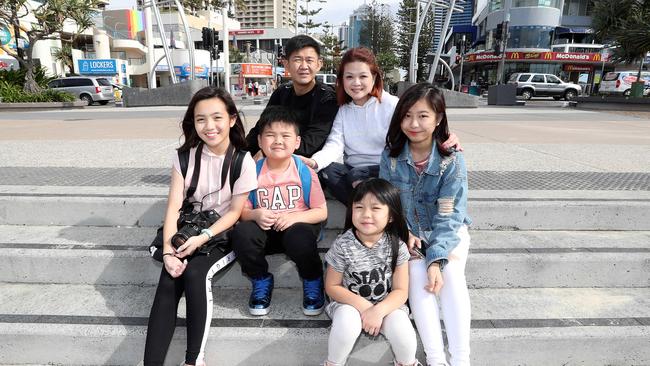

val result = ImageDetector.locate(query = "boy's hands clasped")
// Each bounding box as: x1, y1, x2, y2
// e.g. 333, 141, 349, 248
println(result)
252, 208, 299, 231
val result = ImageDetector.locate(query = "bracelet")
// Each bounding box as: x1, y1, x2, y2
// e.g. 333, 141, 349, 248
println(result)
200, 228, 214, 239
162, 253, 174, 258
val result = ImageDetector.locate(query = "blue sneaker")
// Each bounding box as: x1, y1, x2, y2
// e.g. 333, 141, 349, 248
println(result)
249, 273, 273, 316
302, 277, 325, 316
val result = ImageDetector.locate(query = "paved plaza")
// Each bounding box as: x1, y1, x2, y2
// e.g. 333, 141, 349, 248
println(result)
0, 102, 648, 188
0, 101, 649, 365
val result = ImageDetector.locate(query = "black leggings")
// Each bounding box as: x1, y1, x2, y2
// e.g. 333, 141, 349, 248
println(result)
231, 221, 323, 280
143, 250, 233, 366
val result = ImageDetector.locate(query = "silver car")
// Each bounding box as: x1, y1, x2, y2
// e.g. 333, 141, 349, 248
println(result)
48, 77, 115, 105
508, 73, 582, 101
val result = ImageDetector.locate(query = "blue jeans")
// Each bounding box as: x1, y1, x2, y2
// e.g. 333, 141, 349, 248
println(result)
319, 163, 380, 205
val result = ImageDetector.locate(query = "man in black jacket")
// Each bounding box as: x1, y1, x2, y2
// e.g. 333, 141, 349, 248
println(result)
246, 35, 339, 159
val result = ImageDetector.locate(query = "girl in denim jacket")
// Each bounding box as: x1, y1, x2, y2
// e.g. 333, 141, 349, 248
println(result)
380, 83, 472, 366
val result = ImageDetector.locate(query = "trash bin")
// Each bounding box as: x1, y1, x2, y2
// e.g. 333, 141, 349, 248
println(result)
468, 86, 480, 96
630, 81, 645, 97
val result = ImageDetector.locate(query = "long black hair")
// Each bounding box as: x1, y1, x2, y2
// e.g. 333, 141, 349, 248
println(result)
385, 82, 451, 158
178, 87, 247, 152
344, 178, 409, 272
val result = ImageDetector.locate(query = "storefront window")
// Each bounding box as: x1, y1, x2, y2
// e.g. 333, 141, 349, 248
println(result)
513, 0, 561, 9
507, 26, 554, 48
489, 0, 503, 12
563, 0, 594, 16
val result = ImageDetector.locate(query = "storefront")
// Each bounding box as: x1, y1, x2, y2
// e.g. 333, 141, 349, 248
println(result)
230, 63, 274, 97
463, 50, 611, 93
77, 58, 130, 86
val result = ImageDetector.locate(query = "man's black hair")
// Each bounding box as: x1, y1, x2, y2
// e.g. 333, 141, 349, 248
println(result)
257, 105, 300, 135
284, 34, 321, 58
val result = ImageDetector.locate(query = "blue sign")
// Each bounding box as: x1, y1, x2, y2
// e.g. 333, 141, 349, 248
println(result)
174, 63, 209, 79
78, 59, 117, 75
121, 63, 127, 73
0, 26, 10, 45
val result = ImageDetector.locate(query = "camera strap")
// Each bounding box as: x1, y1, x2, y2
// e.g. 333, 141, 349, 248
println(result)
186, 142, 204, 200
185, 142, 235, 202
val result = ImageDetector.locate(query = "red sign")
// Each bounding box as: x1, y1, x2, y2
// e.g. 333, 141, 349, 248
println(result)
233, 63, 273, 77
229, 29, 265, 36
466, 51, 609, 63
564, 64, 593, 72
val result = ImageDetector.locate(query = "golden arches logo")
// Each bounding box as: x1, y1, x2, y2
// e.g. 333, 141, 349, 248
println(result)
593, 53, 601, 61
510, 52, 520, 59
544, 52, 553, 60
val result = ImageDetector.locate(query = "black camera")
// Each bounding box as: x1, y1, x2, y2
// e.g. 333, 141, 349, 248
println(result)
171, 210, 219, 249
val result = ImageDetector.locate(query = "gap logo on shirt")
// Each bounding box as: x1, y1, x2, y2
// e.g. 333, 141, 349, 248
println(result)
255, 185, 302, 210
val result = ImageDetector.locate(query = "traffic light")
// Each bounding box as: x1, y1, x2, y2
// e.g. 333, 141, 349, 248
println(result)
494, 22, 503, 41
494, 42, 502, 56
214, 31, 223, 52
277, 44, 284, 58
202, 27, 214, 50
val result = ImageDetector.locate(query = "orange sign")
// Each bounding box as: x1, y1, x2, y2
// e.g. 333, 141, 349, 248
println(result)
242, 63, 272, 76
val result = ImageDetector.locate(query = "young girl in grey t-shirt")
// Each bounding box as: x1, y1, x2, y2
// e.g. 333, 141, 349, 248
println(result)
323, 178, 421, 366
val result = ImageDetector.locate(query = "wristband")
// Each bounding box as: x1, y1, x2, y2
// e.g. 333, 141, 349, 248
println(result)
200, 228, 214, 239
162, 253, 174, 258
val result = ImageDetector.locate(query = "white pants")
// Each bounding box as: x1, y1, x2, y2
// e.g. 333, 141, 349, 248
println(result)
409, 226, 471, 366
326, 303, 418, 366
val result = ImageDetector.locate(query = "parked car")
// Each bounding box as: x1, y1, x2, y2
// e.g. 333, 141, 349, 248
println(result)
315, 73, 337, 86
47, 77, 115, 105
508, 73, 582, 100
599, 71, 650, 96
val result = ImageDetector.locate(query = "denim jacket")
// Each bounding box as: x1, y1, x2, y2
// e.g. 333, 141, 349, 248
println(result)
379, 145, 471, 270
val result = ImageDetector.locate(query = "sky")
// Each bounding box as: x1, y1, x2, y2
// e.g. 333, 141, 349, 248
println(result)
106, 0, 402, 29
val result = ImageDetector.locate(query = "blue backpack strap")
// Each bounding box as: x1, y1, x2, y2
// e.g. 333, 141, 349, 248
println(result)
248, 158, 266, 208
292, 155, 312, 208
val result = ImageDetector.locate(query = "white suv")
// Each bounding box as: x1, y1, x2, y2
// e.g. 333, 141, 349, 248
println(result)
508, 73, 582, 100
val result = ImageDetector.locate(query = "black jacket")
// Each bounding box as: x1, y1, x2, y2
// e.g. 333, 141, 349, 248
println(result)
246, 81, 339, 157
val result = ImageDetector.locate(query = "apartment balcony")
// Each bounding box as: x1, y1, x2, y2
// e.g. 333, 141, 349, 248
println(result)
112, 39, 148, 55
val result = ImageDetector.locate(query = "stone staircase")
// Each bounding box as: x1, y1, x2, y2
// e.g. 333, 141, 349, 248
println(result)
0, 187, 649, 365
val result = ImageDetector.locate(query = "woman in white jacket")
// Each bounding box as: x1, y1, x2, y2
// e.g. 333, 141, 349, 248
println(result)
303, 47, 458, 204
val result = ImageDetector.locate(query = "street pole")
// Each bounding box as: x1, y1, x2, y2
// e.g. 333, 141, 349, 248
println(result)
458, 34, 465, 92
428, 0, 456, 84
496, 0, 511, 85
222, 6, 230, 93
144, 4, 156, 88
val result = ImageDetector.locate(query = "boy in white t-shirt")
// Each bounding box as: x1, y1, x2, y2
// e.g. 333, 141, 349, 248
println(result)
232, 106, 328, 316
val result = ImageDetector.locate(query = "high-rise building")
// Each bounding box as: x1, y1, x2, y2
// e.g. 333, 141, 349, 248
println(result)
346, 4, 369, 49
235, 0, 296, 31
432, 1, 476, 52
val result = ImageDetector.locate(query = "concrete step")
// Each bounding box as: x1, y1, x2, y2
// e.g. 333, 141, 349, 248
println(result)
2, 191, 649, 230
0, 284, 648, 365
2, 226, 648, 288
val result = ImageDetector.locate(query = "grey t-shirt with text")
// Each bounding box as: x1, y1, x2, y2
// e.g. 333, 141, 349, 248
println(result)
325, 229, 410, 304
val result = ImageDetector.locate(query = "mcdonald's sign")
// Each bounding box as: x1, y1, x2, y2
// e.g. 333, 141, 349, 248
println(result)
593, 53, 601, 62
544, 52, 553, 60
510, 52, 520, 59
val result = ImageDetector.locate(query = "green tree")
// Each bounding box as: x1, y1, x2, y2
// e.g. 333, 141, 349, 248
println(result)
592, 0, 650, 85
180, 0, 247, 15
52, 43, 74, 75
320, 23, 345, 73
396, 0, 436, 81
0, 0, 100, 93
229, 44, 244, 63
298, 0, 326, 35
359, 2, 393, 55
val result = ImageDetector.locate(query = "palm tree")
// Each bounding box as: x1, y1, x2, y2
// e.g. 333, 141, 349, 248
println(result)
592, 0, 650, 88
53, 43, 74, 75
